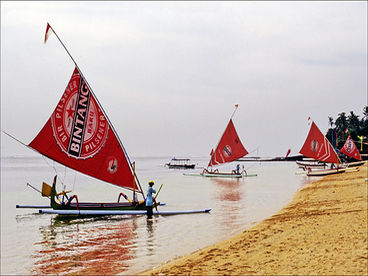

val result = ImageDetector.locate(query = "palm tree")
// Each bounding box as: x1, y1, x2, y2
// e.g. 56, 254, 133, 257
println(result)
335, 112, 348, 147
361, 106, 368, 150
363, 106, 368, 120
347, 111, 360, 140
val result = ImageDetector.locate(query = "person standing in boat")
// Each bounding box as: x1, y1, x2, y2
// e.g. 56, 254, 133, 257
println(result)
146, 180, 156, 219
236, 164, 241, 174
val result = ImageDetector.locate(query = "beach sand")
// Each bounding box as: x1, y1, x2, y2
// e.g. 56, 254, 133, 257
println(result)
144, 164, 367, 275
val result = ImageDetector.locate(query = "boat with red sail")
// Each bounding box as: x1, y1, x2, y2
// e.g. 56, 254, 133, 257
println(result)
339, 130, 366, 167
25, 24, 152, 211
299, 118, 345, 176
13, 23, 211, 216
200, 105, 256, 178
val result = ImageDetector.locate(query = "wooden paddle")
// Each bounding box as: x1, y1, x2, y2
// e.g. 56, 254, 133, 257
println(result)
153, 184, 163, 212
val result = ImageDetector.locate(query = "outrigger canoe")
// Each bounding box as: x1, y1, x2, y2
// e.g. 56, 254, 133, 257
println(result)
198, 104, 257, 179
306, 168, 346, 176
47, 175, 160, 211
13, 23, 210, 217
184, 172, 257, 178
39, 209, 211, 216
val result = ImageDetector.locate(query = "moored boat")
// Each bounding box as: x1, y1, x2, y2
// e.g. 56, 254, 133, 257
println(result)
197, 104, 254, 178
165, 158, 196, 169
305, 167, 346, 176
296, 160, 327, 169
299, 117, 343, 177
13, 23, 209, 216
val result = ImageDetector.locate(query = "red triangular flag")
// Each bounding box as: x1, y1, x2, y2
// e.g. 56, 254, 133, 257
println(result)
44, 23, 53, 44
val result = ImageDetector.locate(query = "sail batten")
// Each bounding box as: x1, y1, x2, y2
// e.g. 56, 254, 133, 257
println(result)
299, 120, 340, 164
28, 67, 138, 191
208, 119, 248, 167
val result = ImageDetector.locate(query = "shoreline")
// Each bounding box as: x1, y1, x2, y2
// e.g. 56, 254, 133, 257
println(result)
143, 164, 367, 275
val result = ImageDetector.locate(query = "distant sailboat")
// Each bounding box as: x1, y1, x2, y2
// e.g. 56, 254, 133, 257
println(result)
299, 118, 344, 176
201, 105, 255, 178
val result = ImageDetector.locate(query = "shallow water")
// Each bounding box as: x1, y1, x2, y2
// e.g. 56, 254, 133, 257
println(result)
1, 155, 314, 275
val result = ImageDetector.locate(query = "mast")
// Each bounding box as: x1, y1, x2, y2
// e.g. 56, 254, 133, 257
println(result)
45, 23, 144, 195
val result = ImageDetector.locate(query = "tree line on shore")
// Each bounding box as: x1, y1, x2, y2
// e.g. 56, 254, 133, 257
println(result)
326, 106, 368, 154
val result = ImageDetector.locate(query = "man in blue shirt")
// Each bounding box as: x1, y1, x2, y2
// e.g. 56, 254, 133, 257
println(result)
146, 180, 156, 219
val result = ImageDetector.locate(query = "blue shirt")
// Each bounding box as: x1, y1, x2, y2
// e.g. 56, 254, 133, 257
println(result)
146, 186, 156, 206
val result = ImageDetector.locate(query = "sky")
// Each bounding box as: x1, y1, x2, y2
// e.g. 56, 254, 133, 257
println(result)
1, 1, 367, 159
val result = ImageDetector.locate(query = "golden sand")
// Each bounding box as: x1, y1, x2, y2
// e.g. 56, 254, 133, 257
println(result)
144, 164, 368, 275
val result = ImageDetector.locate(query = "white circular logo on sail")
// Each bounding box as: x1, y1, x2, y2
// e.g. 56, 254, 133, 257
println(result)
51, 74, 109, 159
311, 140, 319, 152
223, 145, 232, 157
107, 157, 118, 174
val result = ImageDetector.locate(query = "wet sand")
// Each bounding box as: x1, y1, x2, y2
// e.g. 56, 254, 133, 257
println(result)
144, 164, 367, 275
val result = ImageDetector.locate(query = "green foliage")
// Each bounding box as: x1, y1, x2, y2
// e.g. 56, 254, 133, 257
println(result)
326, 106, 368, 153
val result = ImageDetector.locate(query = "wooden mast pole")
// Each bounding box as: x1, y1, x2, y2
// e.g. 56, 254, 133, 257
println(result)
230, 104, 239, 120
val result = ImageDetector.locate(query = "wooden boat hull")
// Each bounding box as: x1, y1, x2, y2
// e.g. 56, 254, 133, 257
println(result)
51, 201, 151, 211
39, 209, 211, 216
296, 161, 327, 169
202, 172, 242, 178
306, 168, 345, 176
183, 172, 257, 178
166, 158, 196, 169
49, 178, 157, 211
167, 164, 196, 169
346, 161, 366, 167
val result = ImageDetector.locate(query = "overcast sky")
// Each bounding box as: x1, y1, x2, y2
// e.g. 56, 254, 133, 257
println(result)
1, 1, 367, 159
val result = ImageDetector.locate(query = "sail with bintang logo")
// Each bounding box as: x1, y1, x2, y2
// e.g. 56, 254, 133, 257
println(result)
14, 23, 212, 216
29, 67, 137, 191
23, 23, 151, 212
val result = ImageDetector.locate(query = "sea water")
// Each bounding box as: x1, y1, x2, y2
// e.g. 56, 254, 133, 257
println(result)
1, 155, 315, 275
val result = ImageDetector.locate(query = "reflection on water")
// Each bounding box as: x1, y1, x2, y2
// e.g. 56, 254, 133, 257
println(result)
145, 219, 156, 256
211, 178, 244, 202
32, 217, 138, 275
2, 156, 313, 275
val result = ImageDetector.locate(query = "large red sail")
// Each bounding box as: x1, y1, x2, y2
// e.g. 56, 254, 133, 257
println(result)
340, 135, 362, 160
29, 67, 136, 190
299, 121, 340, 164
208, 119, 248, 167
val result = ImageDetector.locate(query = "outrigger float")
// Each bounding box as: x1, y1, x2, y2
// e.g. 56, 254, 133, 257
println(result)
13, 23, 210, 217
184, 168, 257, 178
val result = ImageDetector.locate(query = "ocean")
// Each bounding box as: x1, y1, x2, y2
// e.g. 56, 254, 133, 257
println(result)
1, 155, 315, 275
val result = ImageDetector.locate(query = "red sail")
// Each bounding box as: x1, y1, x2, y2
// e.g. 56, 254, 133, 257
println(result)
340, 135, 362, 160
208, 119, 248, 167
29, 67, 136, 190
299, 121, 340, 164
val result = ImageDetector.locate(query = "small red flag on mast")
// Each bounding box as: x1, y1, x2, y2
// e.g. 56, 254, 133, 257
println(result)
44, 23, 53, 44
